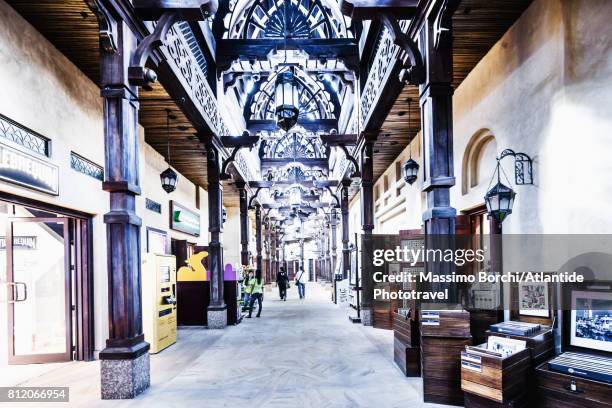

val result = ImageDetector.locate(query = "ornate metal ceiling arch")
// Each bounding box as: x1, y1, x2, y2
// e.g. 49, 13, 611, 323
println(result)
259, 132, 326, 159
247, 66, 338, 123
223, 0, 353, 39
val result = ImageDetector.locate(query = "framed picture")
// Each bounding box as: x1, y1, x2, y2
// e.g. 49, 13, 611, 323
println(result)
146, 227, 169, 255
570, 290, 612, 353
519, 282, 550, 317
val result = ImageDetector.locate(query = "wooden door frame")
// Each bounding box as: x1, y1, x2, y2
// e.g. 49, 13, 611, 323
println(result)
1, 192, 94, 362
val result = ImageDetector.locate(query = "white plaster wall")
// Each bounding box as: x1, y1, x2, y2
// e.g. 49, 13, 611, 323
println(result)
0, 0, 110, 355
0, 0, 213, 356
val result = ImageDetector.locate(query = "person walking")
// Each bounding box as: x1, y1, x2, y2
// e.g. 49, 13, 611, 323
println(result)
276, 266, 289, 301
242, 269, 254, 312
295, 267, 306, 299
246, 269, 264, 318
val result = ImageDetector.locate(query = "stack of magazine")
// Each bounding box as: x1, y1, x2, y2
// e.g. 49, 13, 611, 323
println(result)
489, 321, 541, 336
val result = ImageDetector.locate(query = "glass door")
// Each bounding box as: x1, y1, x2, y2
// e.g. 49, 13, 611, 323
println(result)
6, 217, 72, 364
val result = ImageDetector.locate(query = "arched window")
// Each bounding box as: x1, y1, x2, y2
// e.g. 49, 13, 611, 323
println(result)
462, 129, 498, 195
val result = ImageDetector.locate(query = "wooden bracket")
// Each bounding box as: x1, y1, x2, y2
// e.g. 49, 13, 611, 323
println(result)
84, 0, 118, 54
219, 135, 259, 180
128, 0, 218, 88
379, 14, 425, 85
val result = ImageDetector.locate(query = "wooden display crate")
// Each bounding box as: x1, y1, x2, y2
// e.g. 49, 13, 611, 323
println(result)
535, 360, 612, 408
422, 336, 473, 406
393, 311, 420, 376
485, 326, 554, 366
463, 391, 528, 408
421, 303, 471, 338
461, 343, 531, 405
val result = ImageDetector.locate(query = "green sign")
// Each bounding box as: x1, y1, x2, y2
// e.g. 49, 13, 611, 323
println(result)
170, 201, 200, 236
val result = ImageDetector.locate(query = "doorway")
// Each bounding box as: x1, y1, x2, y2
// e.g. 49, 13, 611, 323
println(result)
0, 197, 93, 366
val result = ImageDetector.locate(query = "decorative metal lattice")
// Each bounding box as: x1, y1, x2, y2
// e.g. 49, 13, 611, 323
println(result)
266, 165, 326, 182
224, 0, 352, 40
261, 132, 326, 158
248, 66, 337, 122
0, 113, 50, 157
70, 152, 104, 181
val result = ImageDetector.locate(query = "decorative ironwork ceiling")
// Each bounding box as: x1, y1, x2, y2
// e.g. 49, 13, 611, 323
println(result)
223, 0, 353, 39
247, 66, 338, 123
259, 132, 326, 158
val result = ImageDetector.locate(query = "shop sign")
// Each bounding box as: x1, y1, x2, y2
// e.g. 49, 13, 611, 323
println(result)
170, 200, 200, 236
0, 236, 37, 250
0, 142, 59, 195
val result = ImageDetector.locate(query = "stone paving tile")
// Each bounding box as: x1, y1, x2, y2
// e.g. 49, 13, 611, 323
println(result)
9, 283, 453, 408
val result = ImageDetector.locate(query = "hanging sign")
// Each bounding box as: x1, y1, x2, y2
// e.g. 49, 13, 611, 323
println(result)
169, 200, 200, 236
0, 142, 59, 195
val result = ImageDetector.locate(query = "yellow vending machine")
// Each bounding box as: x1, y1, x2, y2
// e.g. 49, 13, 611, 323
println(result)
142, 253, 177, 353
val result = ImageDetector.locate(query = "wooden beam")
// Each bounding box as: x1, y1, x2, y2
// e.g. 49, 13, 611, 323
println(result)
249, 180, 338, 189
218, 38, 358, 62
340, 0, 419, 20
320, 134, 358, 146
220, 135, 259, 148
247, 118, 337, 132
133, 0, 218, 20
260, 158, 329, 171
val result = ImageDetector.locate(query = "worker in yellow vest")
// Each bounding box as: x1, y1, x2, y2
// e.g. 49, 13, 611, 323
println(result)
246, 269, 264, 318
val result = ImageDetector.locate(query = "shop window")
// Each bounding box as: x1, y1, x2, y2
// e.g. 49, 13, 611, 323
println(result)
462, 129, 498, 195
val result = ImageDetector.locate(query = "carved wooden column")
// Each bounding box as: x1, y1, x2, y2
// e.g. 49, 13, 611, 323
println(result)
97, 16, 150, 399
341, 179, 351, 279
418, 4, 458, 301
360, 138, 375, 325
271, 226, 277, 279
255, 204, 262, 273
205, 142, 227, 328
264, 221, 271, 283
236, 181, 249, 266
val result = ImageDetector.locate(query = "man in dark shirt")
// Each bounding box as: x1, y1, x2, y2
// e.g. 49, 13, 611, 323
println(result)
276, 266, 289, 301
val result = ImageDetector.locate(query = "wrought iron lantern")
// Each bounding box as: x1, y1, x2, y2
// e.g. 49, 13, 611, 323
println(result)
402, 157, 419, 185
485, 160, 516, 223
160, 109, 178, 193
275, 69, 299, 131
160, 167, 178, 193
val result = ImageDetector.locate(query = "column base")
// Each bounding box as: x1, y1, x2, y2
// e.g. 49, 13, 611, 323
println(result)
101, 352, 150, 399
361, 307, 373, 326
207, 306, 227, 329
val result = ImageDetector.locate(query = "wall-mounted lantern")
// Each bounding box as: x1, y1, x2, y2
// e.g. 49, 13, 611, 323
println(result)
484, 149, 533, 223
402, 157, 419, 185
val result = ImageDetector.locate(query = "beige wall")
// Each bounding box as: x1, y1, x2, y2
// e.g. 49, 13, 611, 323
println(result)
356, 0, 612, 237
0, 0, 214, 356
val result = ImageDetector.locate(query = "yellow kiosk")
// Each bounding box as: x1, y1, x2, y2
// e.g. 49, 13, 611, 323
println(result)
142, 253, 177, 353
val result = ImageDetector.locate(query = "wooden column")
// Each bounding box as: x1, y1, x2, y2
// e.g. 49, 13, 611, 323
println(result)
236, 181, 249, 266
264, 221, 271, 283
205, 143, 227, 328
360, 139, 375, 325
98, 18, 150, 399
418, 6, 458, 301
331, 208, 338, 278
271, 226, 277, 278
341, 179, 351, 279
255, 204, 262, 272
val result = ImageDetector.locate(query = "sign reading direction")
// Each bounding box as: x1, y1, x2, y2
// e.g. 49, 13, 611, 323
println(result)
0, 142, 59, 195
169, 200, 200, 236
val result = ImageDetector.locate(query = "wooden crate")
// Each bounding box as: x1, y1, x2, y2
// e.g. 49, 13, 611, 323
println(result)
421, 336, 472, 406
464, 391, 529, 408
485, 326, 555, 366
461, 344, 531, 404
421, 303, 471, 338
535, 360, 612, 408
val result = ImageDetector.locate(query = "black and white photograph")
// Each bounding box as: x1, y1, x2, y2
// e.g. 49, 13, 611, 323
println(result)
571, 290, 612, 353
519, 282, 550, 317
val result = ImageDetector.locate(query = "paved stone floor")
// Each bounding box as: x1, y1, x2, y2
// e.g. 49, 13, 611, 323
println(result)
8, 283, 452, 407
